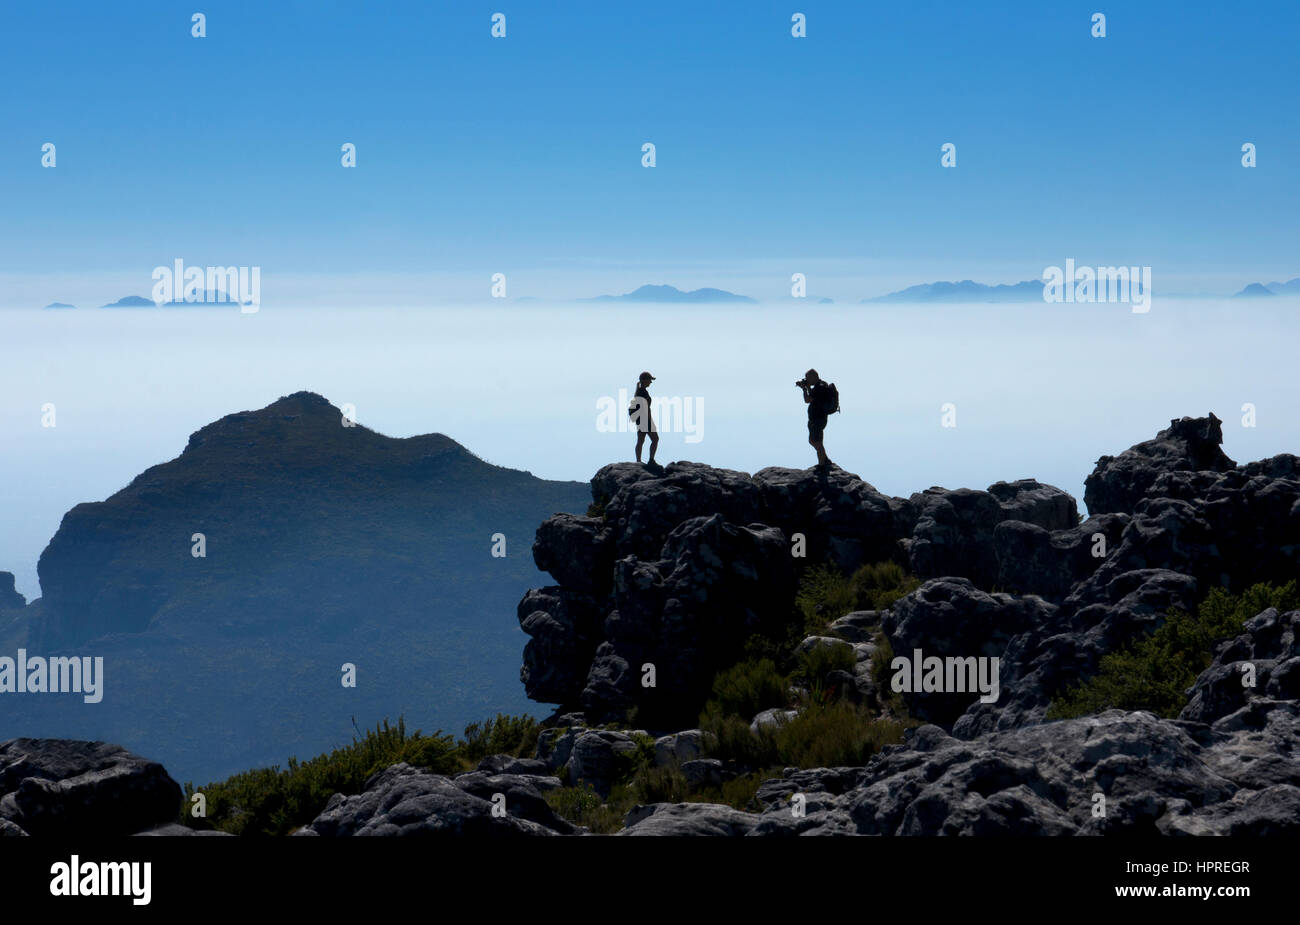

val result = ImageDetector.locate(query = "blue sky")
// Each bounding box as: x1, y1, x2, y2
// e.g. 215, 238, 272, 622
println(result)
1, 0, 1297, 302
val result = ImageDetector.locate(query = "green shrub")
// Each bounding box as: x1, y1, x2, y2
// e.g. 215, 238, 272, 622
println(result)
700, 709, 780, 767
545, 783, 632, 834
459, 713, 541, 764
794, 642, 857, 692
795, 561, 919, 633
1048, 581, 1299, 720
774, 702, 905, 768
183, 716, 458, 836
703, 658, 790, 719
850, 560, 921, 611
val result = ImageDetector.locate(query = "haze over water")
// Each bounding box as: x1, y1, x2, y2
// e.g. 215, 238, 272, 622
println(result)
2, 298, 1296, 601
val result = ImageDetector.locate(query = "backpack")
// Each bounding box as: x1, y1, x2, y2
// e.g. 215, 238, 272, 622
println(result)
821, 382, 841, 416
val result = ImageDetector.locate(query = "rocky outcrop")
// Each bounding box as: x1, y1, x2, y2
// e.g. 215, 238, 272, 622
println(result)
294, 762, 569, 837
619, 801, 758, 836
1181, 607, 1300, 725
521, 461, 1087, 726
524, 462, 914, 725
0, 739, 182, 837
740, 707, 1300, 835
1084, 414, 1236, 515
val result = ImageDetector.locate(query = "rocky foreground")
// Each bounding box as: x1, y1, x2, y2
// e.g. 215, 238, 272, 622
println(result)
4, 413, 1298, 835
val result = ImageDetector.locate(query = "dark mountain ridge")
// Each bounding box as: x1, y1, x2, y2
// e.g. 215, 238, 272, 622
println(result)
2, 392, 589, 782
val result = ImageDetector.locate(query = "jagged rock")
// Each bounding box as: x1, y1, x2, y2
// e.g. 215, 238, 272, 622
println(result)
987, 479, 1079, 531
993, 513, 1129, 601
532, 514, 612, 595
881, 578, 1056, 727
580, 514, 794, 724
536, 727, 645, 797
753, 711, 1256, 835
619, 801, 758, 836
476, 754, 550, 776
654, 730, 705, 767
0, 573, 25, 611
907, 488, 1006, 587
953, 569, 1199, 737
451, 770, 576, 833
0, 739, 182, 837
295, 763, 557, 836
518, 587, 603, 704
1159, 784, 1300, 836
523, 461, 916, 723
0, 819, 28, 836
826, 610, 879, 643
751, 465, 916, 571
1084, 414, 1236, 515
601, 461, 763, 561
679, 758, 724, 789
1181, 608, 1300, 725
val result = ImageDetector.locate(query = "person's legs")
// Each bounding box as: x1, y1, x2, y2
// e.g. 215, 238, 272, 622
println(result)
635, 430, 646, 462
808, 419, 831, 467
648, 427, 659, 464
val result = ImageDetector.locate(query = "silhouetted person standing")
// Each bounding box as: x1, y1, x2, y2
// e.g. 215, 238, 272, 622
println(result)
630, 371, 659, 465
798, 368, 838, 468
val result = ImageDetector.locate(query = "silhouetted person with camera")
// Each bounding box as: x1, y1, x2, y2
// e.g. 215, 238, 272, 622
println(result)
630, 370, 659, 466
797, 369, 839, 468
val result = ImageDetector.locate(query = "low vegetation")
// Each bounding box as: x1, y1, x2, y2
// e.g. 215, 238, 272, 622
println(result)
1048, 581, 1299, 719
183, 713, 538, 836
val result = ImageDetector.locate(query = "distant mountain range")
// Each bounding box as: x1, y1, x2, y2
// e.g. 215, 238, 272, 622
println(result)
864, 280, 1045, 303
97, 291, 248, 308
43, 302, 76, 309
582, 284, 756, 303
1234, 278, 1300, 298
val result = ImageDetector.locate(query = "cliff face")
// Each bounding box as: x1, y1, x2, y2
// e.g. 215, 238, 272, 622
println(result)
522, 416, 1300, 736
5, 392, 590, 783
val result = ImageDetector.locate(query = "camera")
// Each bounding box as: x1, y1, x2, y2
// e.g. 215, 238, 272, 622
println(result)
796, 378, 809, 388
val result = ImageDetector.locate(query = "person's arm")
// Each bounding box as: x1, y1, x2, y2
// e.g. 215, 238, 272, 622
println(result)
801, 384, 812, 404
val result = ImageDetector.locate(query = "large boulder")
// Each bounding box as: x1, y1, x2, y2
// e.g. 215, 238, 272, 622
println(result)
295, 763, 560, 836
518, 587, 603, 705
580, 514, 794, 725
1084, 414, 1236, 515
987, 479, 1079, 531
619, 801, 758, 836
992, 513, 1129, 601
532, 514, 613, 595
906, 488, 1006, 588
535, 726, 646, 798
600, 461, 763, 561
0, 739, 182, 837
881, 579, 1057, 726
751, 465, 915, 571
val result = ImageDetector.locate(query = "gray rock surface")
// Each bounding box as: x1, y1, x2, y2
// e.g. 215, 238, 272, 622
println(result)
0, 738, 181, 837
